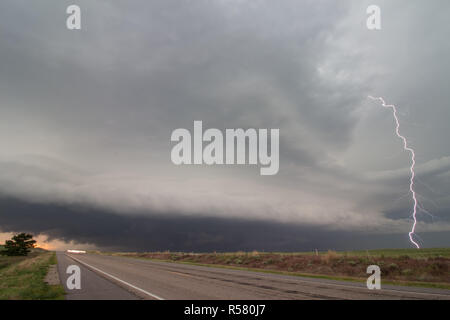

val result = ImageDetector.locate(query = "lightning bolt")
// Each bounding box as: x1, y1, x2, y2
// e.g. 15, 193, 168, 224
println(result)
368, 96, 420, 249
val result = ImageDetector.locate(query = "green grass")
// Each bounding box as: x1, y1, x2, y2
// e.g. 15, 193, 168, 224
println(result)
256, 248, 450, 258
106, 248, 449, 258
337, 248, 450, 258
0, 251, 65, 300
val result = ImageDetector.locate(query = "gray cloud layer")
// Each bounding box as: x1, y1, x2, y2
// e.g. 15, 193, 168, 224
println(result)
1, 197, 448, 251
1, 0, 449, 249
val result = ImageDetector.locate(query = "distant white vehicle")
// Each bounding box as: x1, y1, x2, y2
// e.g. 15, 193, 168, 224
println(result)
67, 249, 86, 254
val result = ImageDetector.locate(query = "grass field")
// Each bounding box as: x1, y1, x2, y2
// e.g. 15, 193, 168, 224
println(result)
98, 248, 450, 289
0, 249, 65, 300
337, 248, 450, 258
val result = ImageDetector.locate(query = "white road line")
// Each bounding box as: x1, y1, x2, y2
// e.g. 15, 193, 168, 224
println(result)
66, 254, 165, 300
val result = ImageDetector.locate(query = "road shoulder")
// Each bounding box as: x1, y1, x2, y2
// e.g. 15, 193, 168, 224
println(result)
56, 252, 139, 300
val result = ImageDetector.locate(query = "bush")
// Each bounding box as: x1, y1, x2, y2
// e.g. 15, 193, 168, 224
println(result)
321, 250, 339, 264
387, 263, 399, 271
401, 269, 413, 276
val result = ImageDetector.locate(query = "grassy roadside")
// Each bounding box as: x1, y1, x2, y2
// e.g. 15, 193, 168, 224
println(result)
0, 250, 65, 300
96, 248, 450, 290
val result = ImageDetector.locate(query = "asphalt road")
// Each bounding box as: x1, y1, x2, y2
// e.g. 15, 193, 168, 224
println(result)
57, 252, 137, 300
57, 252, 450, 300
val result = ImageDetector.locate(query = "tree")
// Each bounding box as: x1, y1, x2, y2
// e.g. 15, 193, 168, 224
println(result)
1, 233, 36, 256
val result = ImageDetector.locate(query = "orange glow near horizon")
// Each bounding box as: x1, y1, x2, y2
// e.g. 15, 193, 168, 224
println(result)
36, 241, 53, 250
0, 232, 96, 251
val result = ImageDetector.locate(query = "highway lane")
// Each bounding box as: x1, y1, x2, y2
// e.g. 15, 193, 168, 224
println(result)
60, 253, 450, 300
56, 252, 138, 300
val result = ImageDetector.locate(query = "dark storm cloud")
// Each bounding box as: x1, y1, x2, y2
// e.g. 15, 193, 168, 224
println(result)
1, 197, 446, 251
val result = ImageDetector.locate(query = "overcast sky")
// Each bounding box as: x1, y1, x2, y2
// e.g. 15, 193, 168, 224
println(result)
0, 0, 449, 251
